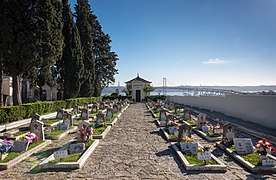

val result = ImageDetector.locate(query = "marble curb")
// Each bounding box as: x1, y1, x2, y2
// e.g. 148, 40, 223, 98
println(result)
193, 128, 222, 142
216, 142, 276, 173
92, 126, 112, 139
161, 128, 177, 142
45, 126, 78, 140
171, 142, 227, 171
0, 140, 52, 170
39, 139, 99, 170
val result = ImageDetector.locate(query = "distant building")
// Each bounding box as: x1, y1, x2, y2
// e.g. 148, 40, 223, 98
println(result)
125, 74, 151, 102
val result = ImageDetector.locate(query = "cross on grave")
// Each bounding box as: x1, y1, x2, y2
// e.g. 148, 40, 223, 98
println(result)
223, 123, 237, 142
30, 120, 45, 141
196, 113, 207, 129
96, 113, 105, 126
177, 124, 192, 144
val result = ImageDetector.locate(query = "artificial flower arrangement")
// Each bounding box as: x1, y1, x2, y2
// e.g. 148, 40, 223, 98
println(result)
19, 132, 39, 144
181, 136, 193, 142
78, 125, 93, 142
255, 138, 275, 156
0, 139, 14, 153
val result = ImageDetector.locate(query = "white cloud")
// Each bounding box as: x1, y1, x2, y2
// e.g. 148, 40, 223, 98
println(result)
202, 58, 229, 65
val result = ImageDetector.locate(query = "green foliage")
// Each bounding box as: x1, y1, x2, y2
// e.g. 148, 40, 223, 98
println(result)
0, 97, 101, 124
184, 155, 219, 165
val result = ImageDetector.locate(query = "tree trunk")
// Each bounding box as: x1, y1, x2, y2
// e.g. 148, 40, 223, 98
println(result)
12, 72, 22, 105
0, 61, 3, 106
39, 86, 43, 101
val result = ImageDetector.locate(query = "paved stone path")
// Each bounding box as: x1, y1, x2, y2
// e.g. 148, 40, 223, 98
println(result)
1, 103, 276, 179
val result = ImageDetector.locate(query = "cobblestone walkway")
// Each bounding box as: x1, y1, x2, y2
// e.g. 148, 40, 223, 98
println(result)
1, 103, 276, 179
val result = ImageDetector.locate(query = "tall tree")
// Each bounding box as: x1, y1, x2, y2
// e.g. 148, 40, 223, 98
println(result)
58, 0, 84, 99
92, 17, 118, 96
75, 0, 95, 97
0, 0, 63, 105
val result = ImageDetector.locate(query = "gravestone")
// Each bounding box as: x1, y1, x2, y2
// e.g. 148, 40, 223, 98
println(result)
56, 123, 69, 131
30, 120, 45, 141
156, 105, 162, 112
31, 113, 41, 121
168, 126, 179, 134
177, 124, 192, 143
78, 121, 90, 131
183, 109, 191, 120
83, 103, 88, 109
96, 113, 105, 126
11, 141, 30, 152
91, 104, 98, 114
196, 113, 207, 129
113, 104, 119, 113
56, 109, 64, 120
54, 150, 68, 159
117, 102, 122, 111
63, 112, 73, 126
81, 108, 89, 120
202, 125, 210, 133
223, 123, 237, 142
159, 110, 167, 121
73, 105, 79, 114
106, 108, 113, 121
179, 142, 198, 155
197, 152, 212, 160
44, 128, 52, 136
69, 143, 85, 154
233, 138, 254, 154
99, 102, 105, 110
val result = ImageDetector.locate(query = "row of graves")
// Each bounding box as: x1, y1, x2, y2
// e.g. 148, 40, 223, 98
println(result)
146, 101, 276, 173
0, 99, 130, 170
39, 99, 130, 170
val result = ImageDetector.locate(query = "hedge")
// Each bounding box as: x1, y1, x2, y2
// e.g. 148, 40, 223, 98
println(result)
0, 97, 101, 125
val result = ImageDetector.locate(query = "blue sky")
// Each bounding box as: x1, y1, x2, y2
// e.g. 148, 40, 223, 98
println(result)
69, 0, 276, 86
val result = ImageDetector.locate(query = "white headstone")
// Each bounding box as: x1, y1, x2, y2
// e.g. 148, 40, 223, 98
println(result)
233, 138, 254, 154
54, 150, 68, 159
168, 126, 179, 134
180, 142, 199, 155
69, 143, 85, 154
197, 152, 212, 160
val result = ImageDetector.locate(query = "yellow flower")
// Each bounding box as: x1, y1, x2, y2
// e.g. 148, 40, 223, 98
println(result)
197, 148, 204, 152
19, 136, 25, 141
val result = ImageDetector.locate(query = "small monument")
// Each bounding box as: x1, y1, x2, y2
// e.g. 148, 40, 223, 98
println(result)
30, 120, 45, 141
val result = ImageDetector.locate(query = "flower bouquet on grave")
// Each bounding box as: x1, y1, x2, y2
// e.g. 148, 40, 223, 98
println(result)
19, 132, 39, 144
0, 139, 14, 160
255, 138, 275, 162
78, 126, 93, 142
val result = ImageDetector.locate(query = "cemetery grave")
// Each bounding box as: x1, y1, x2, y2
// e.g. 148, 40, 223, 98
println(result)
216, 123, 276, 173
192, 113, 223, 142
171, 123, 227, 171
161, 114, 182, 142
39, 120, 99, 169
0, 120, 51, 169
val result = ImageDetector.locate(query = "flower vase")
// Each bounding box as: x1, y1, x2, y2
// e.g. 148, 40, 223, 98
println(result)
259, 155, 267, 163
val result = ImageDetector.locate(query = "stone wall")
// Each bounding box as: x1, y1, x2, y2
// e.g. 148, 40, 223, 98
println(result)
167, 95, 276, 130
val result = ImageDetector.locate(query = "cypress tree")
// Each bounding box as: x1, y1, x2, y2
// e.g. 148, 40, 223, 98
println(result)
75, 0, 95, 97
58, 0, 84, 99
92, 18, 118, 96
0, 0, 63, 105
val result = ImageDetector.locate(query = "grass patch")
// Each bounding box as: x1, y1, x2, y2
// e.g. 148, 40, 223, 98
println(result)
164, 128, 176, 139
44, 119, 61, 125
206, 132, 222, 137
155, 112, 160, 117
89, 113, 97, 118
240, 152, 262, 166
186, 119, 196, 125
184, 155, 219, 165
74, 119, 83, 125
91, 125, 107, 135
0, 140, 44, 163
13, 130, 29, 136
49, 126, 74, 136
49, 140, 94, 163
